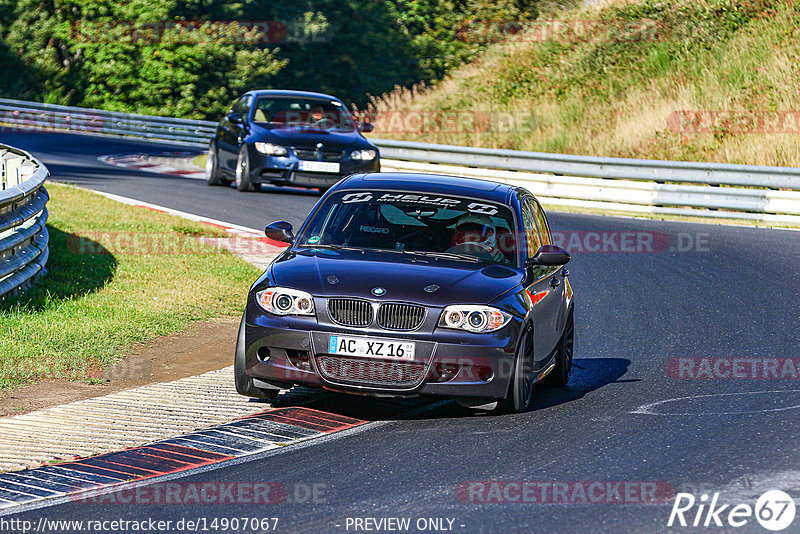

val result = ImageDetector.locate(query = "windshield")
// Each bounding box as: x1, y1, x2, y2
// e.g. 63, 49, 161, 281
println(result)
252, 97, 356, 132
296, 190, 519, 266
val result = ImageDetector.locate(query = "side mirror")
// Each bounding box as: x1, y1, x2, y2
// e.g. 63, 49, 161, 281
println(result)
527, 244, 570, 267
358, 122, 374, 133
265, 221, 294, 244
227, 113, 245, 125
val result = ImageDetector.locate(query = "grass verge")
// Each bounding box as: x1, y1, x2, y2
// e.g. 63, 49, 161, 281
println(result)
0, 183, 260, 389
191, 153, 208, 170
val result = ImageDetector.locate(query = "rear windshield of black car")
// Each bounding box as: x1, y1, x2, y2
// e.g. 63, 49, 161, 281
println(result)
296, 190, 520, 266
252, 97, 356, 132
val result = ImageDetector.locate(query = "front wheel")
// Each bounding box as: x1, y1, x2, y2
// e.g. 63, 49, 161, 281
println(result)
235, 147, 257, 192
234, 314, 279, 400
542, 306, 574, 387
496, 322, 535, 414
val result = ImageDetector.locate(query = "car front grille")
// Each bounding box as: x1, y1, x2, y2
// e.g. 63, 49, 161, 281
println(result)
316, 355, 426, 388
328, 298, 373, 327
293, 148, 343, 162
291, 172, 343, 186
377, 303, 426, 331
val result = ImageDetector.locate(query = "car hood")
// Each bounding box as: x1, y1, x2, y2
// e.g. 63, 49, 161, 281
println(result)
247, 124, 372, 150
269, 248, 523, 306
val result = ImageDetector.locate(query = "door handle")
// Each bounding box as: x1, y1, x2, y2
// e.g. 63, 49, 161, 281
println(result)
550, 277, 560, 288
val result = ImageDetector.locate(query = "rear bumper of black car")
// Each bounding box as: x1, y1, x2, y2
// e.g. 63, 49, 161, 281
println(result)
240, 302, 521, 400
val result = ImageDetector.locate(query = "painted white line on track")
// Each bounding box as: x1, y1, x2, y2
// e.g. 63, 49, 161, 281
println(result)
85, 187, 263, 236
631, 390, 800, 416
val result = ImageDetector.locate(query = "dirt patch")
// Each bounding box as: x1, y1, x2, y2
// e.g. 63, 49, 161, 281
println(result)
0, 317, 239, 417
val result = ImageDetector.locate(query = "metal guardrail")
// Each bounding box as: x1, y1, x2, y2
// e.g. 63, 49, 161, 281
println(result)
377, 159, 800, 224
0, 144, 49, 298
0, 98, 215, 147
3, 97, 800, 223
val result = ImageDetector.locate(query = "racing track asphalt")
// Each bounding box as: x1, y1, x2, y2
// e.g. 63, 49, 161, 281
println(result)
3, 130, 800, 533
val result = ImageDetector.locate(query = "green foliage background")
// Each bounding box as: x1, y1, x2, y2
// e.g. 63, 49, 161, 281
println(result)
0, 0, 538, 119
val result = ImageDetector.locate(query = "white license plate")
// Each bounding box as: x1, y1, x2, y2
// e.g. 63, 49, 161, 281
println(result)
328, 335, 415, 360
299, 160, 340, 173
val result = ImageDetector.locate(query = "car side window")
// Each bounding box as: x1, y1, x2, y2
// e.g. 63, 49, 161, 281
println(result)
521, 199, 541, 257
232, 95, 252, 115
532, 199, 551, 245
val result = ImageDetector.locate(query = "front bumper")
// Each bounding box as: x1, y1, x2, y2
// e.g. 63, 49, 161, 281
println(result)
246, 145, 380, 188
241, 301, 521, 400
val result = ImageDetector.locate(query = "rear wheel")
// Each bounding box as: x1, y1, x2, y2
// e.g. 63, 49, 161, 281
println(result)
235, 147, 257, 192
497, 322, 535, 414
542, 306, 574, 387
205, 142, 230, 186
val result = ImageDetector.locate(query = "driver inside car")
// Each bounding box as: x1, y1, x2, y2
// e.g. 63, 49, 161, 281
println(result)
447, 213, 505, 262
308, 104, 334, 128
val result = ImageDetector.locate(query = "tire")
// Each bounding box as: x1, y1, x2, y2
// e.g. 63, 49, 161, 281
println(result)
542, 306, 574, 388
496, 322, 535, 414
205, 142, 230, 186
234, 314, 279, 400
235, 146, 257, 192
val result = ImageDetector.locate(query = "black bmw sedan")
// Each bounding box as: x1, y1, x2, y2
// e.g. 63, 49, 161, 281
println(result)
235, 172, 574, 413
206, 90, 380, 192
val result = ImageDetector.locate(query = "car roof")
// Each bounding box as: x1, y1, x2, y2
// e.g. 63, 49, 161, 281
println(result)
339, 173, 521, 205
246, 89, 342, 102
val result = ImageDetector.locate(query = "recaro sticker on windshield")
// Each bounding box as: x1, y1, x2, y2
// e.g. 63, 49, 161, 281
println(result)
360, 226, 389, 234
340, 191, 499, 215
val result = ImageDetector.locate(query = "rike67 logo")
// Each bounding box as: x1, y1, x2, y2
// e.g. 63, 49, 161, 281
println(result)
669, 490, 796, 531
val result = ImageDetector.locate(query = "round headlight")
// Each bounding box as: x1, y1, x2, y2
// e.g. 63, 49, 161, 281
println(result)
467, 311, 488, 331
295, 296, 313, 313
444, 310, 464, 328
275, 293, 293, 312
